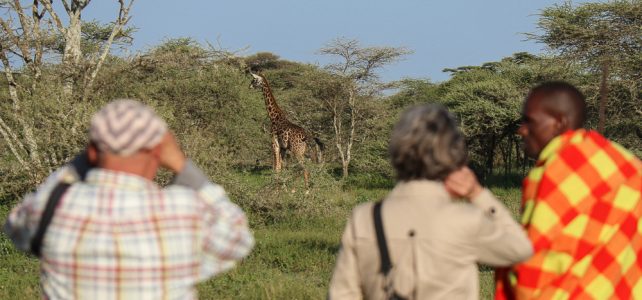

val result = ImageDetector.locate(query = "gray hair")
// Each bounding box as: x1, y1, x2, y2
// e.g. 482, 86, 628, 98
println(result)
389, 104, 467, 181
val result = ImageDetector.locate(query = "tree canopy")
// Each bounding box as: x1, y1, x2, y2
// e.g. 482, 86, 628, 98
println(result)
529, 0, 642, 132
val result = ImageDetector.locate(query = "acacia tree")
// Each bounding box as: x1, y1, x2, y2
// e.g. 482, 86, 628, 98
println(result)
529, 0, 642, 132
443, 65, 523, 178
39, 0, 135, 98
0, 0, 134, 173
318, 38, 410, 178
0, 0, 49, 169
440, 53, 584, 177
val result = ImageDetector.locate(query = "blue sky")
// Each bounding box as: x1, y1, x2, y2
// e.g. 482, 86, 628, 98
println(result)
83, 0, 589, 82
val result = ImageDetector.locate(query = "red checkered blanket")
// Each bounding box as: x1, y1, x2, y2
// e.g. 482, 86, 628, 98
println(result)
496, 130, 642, 299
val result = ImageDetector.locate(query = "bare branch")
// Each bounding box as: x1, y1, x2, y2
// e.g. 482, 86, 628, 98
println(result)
0, 17, 32, 63
31, 0, 44, 81
79, 0, 91, 10
0, 110, 28, 154
82, 0, 134, 100
39, 0, 65, 33
0, 116, 29, 169
0, 43, 20, 103
318, 38, 360, 75
33, 0, 45, 19
319, 37, 411, 83
0, 36, 40, 167
117, 0, 124, 20
206, 37, 251, 62
318, 37, 412, 177
6, 48, 24, 59
0, 45, 30, 167
12, 0, 32, 34
71, 0, 91, 12
60, 0, 71, 13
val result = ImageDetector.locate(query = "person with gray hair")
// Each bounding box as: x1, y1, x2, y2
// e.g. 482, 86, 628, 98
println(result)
4, 99, 254, 299
329, 104, 532, 300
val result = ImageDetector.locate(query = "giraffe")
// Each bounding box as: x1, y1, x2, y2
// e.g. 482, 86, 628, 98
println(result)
250, 72, 323, 189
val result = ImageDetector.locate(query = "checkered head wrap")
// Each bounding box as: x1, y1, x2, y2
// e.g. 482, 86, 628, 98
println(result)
90, 99, 167, 156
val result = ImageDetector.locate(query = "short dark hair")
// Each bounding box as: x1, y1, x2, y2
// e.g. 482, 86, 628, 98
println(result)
527, 81, 587, 128
389, 104, 467, 181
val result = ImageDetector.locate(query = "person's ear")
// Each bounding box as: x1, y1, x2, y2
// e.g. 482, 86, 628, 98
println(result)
87, 143, 99, 165
547, 108, 568, 135
555, 113, 570, 134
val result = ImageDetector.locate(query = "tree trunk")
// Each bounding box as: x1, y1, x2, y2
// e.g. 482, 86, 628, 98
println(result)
516, 136, 526, 176
62, 10, 82, 97
31, 2, 44, 88
598, 61, 609, 133
0, 49, 40, 168
0, 117, 29, 169
82, 0, 134, 101
342, 160, 349, 178
485, 135, 497, 179
343, 89, 356, 179
503, 136, 512, 176
331, 102, 348, 178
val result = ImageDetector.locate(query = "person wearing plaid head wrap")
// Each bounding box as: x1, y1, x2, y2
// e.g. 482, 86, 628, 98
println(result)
84, 99, 175, 181
495, 82, 642, 299
4, 99, 254, 299
89, 99, 168, 156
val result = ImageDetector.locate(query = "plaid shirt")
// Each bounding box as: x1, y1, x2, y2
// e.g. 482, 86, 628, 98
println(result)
496, 130, 642, 299
4, 161, 254, 300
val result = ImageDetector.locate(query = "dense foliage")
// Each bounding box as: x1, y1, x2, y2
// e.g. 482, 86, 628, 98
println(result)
0, 1, 639, 299
0, 1, 639, 211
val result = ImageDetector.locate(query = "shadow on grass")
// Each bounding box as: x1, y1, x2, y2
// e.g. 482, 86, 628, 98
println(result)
481, 172, 524, 189
297, 236, 341, 256
253, 231, 340, 274
232, 162, 396, 190
326, 167, 395, 190
232, 163, 273, 175
238, 163, 524, 191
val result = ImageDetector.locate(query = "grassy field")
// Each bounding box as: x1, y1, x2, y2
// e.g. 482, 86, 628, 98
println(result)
0, 170, 522, 299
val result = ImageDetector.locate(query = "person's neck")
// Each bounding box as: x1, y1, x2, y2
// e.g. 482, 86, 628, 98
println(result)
537, 128, 586, 162
97, 153, 158, 180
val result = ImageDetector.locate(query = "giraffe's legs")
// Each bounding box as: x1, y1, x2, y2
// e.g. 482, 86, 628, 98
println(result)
272, 134, 282, 172
294, 147, 309, 191
303, 168, 310, 191
280, 147, 288, 169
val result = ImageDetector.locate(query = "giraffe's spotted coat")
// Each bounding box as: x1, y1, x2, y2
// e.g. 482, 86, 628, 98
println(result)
250, 73, 315, 188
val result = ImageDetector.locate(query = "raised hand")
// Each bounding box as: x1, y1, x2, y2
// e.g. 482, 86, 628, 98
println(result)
158, 132, 187, 174
444, 167, 483, 200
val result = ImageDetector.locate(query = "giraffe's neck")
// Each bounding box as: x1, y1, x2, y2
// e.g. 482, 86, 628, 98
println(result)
261, 81, 285, 123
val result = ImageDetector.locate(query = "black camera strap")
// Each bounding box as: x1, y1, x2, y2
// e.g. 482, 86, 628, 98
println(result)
30, 182, 71, 257
373, 201, 392, 275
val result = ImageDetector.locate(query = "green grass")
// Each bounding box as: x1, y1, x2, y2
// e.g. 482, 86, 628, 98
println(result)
198, 217, 343, 299
0, 171, 522, 299
0, 205, 41, 299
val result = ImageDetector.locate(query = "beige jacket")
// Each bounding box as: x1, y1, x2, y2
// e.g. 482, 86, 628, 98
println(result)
329, 180, 532, 300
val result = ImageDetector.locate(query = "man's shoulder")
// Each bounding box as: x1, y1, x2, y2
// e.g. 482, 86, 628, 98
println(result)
162, 182, 228, 204
550, 131, 642, 174
162, 184, 200, 198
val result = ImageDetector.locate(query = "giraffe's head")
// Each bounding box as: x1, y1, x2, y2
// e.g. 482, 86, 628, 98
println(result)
249, 72, 266, 89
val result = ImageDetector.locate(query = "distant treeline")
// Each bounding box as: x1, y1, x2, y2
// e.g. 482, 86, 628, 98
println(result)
0, 1, 639, 202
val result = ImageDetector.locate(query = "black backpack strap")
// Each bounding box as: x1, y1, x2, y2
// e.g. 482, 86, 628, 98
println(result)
373, 200, 392, 275
30, 182, 71, 257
